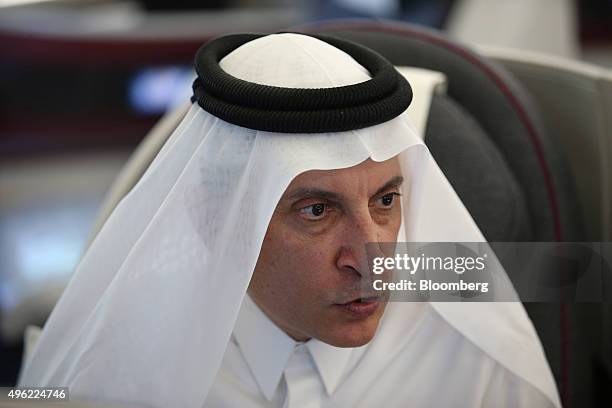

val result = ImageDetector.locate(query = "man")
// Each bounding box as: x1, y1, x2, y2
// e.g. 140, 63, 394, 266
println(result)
19, 33, 560, 407
248, 157, 404, 348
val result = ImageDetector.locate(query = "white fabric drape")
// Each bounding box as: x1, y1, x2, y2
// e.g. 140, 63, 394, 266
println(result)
19, 33, 560, 408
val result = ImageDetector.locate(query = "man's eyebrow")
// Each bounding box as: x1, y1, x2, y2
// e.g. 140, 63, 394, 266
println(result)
284, 175, 404, 203
372, 175, 404, 197
284, 188, 346, 203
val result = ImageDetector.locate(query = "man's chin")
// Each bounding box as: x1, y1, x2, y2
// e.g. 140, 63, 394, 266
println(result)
315, 313, 384, 348
319, 325, 378, 347
330, 334, 375, 348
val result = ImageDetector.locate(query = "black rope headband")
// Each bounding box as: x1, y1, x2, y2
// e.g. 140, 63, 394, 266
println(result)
192, 33, 413, 133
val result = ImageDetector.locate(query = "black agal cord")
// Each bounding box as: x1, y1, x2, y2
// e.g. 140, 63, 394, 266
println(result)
192, 33, 412, 133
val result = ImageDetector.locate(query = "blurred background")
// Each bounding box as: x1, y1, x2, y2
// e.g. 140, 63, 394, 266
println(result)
1, 0, 611, 404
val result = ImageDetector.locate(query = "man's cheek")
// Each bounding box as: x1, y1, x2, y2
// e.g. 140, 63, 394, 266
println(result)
382, 214, 402, 241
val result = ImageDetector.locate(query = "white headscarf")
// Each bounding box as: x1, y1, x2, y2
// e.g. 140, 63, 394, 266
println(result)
19, 33, 560, 408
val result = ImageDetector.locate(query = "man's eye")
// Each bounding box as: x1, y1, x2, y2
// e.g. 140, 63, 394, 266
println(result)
299, 203, 327, 220
377, 193, 400, 208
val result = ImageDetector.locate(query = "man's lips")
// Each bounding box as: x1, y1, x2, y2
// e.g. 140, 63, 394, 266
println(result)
337, 295, 381, 305
336, 293, 384, 304
334, 296, 382, 318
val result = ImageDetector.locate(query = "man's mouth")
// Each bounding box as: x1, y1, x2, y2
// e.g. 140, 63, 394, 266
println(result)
337, 293, 383, 304
345, 296, 380, 303
334, 296, 381, 318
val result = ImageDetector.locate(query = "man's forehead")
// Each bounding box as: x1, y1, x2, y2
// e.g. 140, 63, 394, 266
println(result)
282, 157, 403, 199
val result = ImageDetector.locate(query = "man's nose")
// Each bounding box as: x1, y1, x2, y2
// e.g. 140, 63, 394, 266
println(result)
335, 213, 386, 278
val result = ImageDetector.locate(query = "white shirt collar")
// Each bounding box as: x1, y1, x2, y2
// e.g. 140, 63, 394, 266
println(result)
233, 295, 354, 400
306, 335, 354, 395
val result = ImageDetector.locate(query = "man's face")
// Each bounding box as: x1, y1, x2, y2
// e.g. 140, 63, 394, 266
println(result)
248, 157, 403, 347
